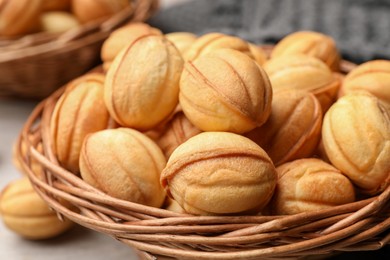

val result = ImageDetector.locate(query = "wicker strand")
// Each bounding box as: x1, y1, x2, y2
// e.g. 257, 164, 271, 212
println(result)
51, 183, 140, 222
115, 232, 283, 246
381, 232, 390, 246
285, 213, 351, 236
321, 186, 390, 234
221, 198, 376, 238
287, 218, 386, 255
41, 99, 60, 190
80, 207, 113, 223
127, 215, 279, 226
131, 0, 160, 22
340, 243, 384, 251
52, 183, 160, 221
119, 220, 371, 260
322, 217, 390, 250
54, 182, 157, 221
136, 250, 156, 260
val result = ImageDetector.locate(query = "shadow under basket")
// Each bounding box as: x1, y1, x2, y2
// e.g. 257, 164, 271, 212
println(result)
16, 58, 389, 259
0, 0, 159, 99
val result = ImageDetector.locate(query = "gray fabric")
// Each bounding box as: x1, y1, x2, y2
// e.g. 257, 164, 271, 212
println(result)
150, 0, 390, 63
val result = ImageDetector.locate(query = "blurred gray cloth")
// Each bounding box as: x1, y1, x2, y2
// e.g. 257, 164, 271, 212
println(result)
150, 0, 390, 63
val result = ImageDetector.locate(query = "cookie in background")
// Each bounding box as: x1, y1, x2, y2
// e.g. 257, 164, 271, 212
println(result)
0, 0, 132, 37
40, 11, 79, 33
339, 60, 390, 110
42, 0, 71, 11
165, 32, 197, 58
263, 54, 340, 113
183, 32, 253, 61
0, 177, 74, 240
71, 0, 130, 24
271, 31, 340, 71
0, 0, 43, 36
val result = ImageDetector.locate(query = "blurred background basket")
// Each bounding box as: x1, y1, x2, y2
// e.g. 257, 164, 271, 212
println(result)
15, 58, 390, 260
0, 0, 159, 99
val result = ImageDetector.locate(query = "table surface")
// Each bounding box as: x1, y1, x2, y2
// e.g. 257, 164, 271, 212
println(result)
0, 1, 388, 259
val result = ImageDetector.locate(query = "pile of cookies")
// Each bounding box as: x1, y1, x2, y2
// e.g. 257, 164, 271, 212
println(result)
0, 0, 131, 36
1, 22, 390, 239
59, 23, 390, 215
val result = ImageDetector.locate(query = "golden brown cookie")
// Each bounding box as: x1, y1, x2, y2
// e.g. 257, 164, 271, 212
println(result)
322, 91, 390, 195
271, 158, 355, 215
161, 132, 277, 215
180, 48, 272, 133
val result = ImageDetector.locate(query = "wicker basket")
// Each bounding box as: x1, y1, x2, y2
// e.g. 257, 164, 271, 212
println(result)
0, 0, 159, 99
16, 59, 390, 259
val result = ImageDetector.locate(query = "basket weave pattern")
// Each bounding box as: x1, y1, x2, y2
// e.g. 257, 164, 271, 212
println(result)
17, 59, 390, 259
0, 0, 159, 99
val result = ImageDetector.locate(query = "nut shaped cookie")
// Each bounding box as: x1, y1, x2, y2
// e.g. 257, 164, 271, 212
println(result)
0, 177, 73, 239
341, 60, 390, 110
165, 32, 197, 58
264, 54, 340, 112
180, 48, 272, 133
246, 89, 322, 166
184, 32, 253, 61
0, 0, 43, 36
42, 0, 70, 11
105, 35, 184, 130
41, 11, 80, 33
71, 0, 130, 24
101, 23, 162, 70
272, 158, 355, 215
322, 92, 390, 195
80, 128, 166, 207
155, 112, 202, 159
161, 132, 277, 215
271, 31, 340, 71
248, 43, 268, 65
50, 73, 110, 174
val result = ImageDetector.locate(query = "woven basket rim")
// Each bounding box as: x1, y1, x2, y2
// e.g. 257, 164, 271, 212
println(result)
0, 0, 159, 62
15, 57, 390, 259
